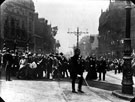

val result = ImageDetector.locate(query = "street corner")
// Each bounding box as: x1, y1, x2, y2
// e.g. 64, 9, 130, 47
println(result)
112, 90, 135, 101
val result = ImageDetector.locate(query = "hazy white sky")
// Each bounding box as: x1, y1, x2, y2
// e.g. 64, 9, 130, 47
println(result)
33, 0, 110, 54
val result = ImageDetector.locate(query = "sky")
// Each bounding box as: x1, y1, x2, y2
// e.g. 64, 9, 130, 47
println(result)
33, 0, 110, 54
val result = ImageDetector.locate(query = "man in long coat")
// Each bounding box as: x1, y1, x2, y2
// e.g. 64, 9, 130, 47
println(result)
97, 57, 107, 81
70, 48, 84, 93
3, 48, 13, 81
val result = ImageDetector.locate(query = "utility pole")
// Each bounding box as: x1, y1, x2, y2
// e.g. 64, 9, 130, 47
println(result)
67, 27, 88, 49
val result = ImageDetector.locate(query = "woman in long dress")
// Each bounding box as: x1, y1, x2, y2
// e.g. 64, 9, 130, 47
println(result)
86, 56, 97, 80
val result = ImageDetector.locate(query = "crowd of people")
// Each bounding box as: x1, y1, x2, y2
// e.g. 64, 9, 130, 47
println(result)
2, 48, 135, 93
0, 47, 127, 82
1, 47, 135, 94
0, 48, 70, 81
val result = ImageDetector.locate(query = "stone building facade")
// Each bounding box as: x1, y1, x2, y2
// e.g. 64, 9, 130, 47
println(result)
0, 0, 35, 52
34, 13, 56, 54
98, 1, 135, 59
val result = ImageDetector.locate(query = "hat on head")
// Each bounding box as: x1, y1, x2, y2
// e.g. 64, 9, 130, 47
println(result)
60, 52, 63, 56
74, 48, 80, 55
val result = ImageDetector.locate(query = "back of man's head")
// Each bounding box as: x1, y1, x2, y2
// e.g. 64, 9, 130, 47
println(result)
74, 48, 80, 56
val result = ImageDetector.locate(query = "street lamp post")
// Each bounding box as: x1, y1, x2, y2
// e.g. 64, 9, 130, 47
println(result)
122, 0, 133, 95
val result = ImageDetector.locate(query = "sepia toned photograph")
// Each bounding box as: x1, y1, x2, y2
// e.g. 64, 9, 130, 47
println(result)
0, 0, 135, 102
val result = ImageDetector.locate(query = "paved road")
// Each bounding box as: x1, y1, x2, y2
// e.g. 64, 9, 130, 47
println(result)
0, 71, 132, 102
0, 80, 66, 102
